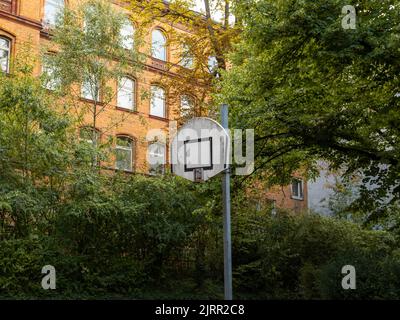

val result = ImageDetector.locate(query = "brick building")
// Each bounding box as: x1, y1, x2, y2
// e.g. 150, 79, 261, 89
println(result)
0, 0, 307, 211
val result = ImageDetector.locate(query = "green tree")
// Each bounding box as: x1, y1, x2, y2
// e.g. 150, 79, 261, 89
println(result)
0, 52, 80, 237
219, 0, 400, 209
43, 0, 144, 161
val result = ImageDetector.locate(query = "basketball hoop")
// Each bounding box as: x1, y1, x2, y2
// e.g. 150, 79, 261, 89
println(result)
170, 107, 233, 301
170, 117, 230, 183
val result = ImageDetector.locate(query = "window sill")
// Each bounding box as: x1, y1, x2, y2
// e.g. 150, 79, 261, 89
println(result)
178, 64, 195, 71
102, 166, 135, 174
151, 56, 167, 63
291, 196, 304, 201
79, 97, 103, 105
115, 168, 134, 174
40, 25, 54, 38
149, 114, 169, 122
150, 57, 168, 71
148, 172, 165, 176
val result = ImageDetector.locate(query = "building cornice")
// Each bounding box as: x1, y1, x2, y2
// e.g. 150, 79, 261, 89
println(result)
0, 10, 42, 30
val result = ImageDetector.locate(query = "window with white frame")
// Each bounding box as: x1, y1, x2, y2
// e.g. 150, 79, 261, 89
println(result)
151, 29, 167, 61
291, 178, 304, 200
79, 127, 99, 145
150, 85, 166, 118
0, 37, 10, 73
41, 59, 61, 91
180, 94, 194, 117
180, 44, 194, 69
120, 21, 135, 50
79, 126, 100, 165
43, 0, 64, 27
115, 136, 134, 172
117, 77, 135, 110
207, 55, 218, 73
148, 142, 165, 174
81, 74, 100, 101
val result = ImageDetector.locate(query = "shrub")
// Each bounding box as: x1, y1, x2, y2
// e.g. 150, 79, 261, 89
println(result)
232, 211, 397, 299
318, 248, 400, 299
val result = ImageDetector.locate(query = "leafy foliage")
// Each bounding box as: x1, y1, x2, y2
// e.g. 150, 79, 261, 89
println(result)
1, 0, 400, 300
231, 210, 398, 299
43, 0, 144, 150
219, 0, 400, 209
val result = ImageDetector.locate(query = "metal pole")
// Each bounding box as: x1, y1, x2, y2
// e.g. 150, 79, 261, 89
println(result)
221, 104, 232, 300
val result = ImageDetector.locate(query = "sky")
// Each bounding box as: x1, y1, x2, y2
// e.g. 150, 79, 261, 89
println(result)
191, 0, 225, 22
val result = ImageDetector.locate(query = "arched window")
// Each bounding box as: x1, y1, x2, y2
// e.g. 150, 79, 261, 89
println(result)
150, 85, 166, 118
0, 36, 11, 73
115, 136, 134, 172
291, 178, 304, 200
117, 77, 135, 110
151, 29, 167, 61
148, 142, 165, 174
43, 0, 64, 27
120, 20, 135, 50
79, 126, 99, 145
180, 94, 195, 117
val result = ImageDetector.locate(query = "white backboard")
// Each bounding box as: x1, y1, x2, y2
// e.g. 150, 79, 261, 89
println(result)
170, 117, 230, 182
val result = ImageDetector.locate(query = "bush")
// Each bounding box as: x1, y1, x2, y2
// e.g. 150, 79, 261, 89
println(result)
1, 170, 400, 299
318, 249, 400, 299
232, 211, 398, 299
0, 239, 44, 298
0, 173, 214, 299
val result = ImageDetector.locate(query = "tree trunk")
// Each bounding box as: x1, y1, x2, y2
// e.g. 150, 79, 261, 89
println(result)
203, 0, 226, 72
